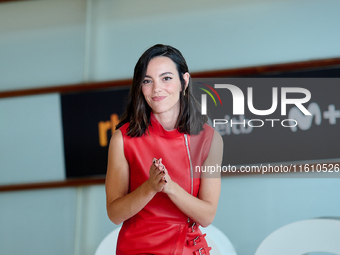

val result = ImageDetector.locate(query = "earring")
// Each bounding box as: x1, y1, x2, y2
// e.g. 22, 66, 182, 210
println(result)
183, 90, 186, 96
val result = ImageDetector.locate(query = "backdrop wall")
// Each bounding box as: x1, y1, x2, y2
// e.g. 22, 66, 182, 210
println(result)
1, 0, 340, 255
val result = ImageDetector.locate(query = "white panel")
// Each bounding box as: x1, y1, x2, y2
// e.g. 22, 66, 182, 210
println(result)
90, 0, 340, 81
0, 94, 65, 185
0, 188, 77, 255
0, 0, 86, 91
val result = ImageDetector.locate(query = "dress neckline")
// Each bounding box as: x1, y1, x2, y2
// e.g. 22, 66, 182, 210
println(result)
150, 112, 183, 139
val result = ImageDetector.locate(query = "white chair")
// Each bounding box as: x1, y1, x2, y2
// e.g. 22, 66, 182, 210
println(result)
95, 226, 121, 255
204, 224, 237, 255
95, 224, 237, 255
255, 218, 340, 255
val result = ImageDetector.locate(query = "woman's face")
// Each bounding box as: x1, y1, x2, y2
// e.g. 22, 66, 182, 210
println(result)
142, 56, 188, 117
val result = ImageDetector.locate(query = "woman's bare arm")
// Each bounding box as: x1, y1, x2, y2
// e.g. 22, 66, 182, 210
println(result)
105, 130, 166, 225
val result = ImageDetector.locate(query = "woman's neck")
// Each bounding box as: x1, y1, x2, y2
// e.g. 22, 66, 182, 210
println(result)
152, 111, 179, 131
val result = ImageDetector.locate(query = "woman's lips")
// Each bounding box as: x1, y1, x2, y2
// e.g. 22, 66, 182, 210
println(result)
152, 96, 166, 101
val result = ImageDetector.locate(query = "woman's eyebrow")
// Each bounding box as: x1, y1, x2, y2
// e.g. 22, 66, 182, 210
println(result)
159, 72, 174, 76
144, 72, 174, 78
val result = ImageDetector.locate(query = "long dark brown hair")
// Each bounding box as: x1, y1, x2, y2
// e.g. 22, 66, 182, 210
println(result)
117, 44, 207, 137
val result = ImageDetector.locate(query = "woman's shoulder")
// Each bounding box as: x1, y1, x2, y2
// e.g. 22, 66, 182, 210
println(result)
117, 122, 130, 136
203, 124, 222, 138
201, 124, 223, 148
190, 123, 216, 148
202, 123, 215, 138
110, 122, 129, 147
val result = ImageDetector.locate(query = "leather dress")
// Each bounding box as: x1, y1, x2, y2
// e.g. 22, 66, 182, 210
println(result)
116, 113, 214, 255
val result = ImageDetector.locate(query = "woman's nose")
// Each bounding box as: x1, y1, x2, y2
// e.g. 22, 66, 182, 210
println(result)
153, 81, 162, 93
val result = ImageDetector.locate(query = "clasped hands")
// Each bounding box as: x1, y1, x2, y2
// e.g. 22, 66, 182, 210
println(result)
147, 158, 172, 193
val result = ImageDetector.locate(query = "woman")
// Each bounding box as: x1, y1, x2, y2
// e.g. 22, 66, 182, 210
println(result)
106, 44, 223, 255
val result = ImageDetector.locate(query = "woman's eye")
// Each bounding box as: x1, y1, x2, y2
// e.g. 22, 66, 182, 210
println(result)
142, 80, 152, 85
163, 77, 172, 81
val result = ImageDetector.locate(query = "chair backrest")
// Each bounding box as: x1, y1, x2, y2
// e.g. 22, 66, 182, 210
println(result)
204, 224, 238, 255
95, 224, 237, 255
255, 218, 340, 255
95, 226, 120, 255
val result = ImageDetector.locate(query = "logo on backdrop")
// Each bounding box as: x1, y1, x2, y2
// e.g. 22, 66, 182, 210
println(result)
59, 78, 340, 176
61, 88, 129, 178
191, 78, 340, 166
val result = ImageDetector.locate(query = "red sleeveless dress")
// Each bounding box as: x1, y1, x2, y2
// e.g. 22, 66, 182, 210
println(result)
116, 113, 214, 255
